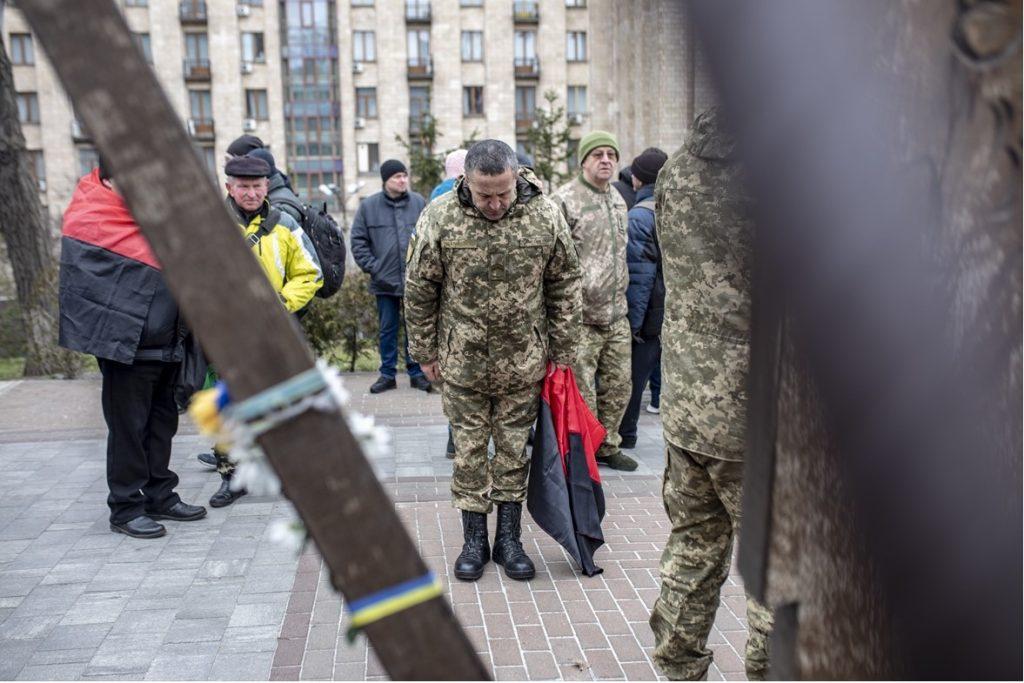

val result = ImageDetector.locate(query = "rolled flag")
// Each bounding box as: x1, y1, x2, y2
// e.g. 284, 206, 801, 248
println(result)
527, 366, 607, 576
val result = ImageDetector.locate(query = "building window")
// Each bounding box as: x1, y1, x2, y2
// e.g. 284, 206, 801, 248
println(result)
463, 86, 484, 117
351, 0, 373, 5
461, 31, 483, 62
460, 0, 483, 5
189, 89, 213, 120
199, 145, 217, 176
185, 32, 209, 61
407, 29, 430, 65
9, 34, 34, 65
353, 31, 376, 62
238, 0, 263, 5
241, 32, 266, 64
565, 0, 586, 6
124, 0, 149, 6
567, 31, 587, 62
516, 140, 532, 160
514, 30, 536, 62
567, 85, 587, 116
567, 138, 580, 169
515, 85, 536, 121
78, 147, 100, 177
356, 87, 377, 119
29, 150, 46, 191
246, 89, 269, 120
409, 86, 430, 128
357, 142, 380, 174
16, 92, 39, 124
132, 32, 153, 64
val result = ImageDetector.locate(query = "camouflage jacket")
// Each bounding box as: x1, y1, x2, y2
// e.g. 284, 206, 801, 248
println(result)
404, 168, 582, 393
656, 108, 752, 461
554, 175, 629, 327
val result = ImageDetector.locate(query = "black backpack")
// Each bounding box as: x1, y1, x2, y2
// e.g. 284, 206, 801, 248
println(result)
274, 196, 347, 299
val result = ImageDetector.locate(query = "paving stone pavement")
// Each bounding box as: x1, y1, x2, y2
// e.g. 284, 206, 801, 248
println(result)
0, 373, 752, 681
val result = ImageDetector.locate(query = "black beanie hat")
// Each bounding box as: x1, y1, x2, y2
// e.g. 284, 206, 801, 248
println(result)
247, 148, 278, 175
226, 134, 265, 157
380, 159, 408, 183
631, 147, 668, 185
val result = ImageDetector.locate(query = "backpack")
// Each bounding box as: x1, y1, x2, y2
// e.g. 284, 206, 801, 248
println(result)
274, 196, 347, 299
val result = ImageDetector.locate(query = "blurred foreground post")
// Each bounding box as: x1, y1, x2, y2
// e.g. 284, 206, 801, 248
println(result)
689, 0, 1021, 678
17, 1, 487, 679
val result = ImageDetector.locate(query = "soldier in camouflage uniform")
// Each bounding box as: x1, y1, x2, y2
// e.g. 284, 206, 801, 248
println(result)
649, 108, 774, 680
554, 131, 637, 471
405, 140, 581, 582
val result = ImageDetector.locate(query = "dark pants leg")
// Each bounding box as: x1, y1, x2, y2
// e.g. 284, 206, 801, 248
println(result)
649, 344, 662, 408
618, 336, 661, 444
377, 295, 423, 379
99, 359, 181, 524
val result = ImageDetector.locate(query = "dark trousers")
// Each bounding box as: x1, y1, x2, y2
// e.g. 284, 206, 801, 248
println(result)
377, 295, 423, 379
649, 348, 662, 407
98, 359, 181, 524
618, 335, 662, 443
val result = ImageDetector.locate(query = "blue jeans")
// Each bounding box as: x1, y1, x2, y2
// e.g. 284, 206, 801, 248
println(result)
377, 295, 422, 379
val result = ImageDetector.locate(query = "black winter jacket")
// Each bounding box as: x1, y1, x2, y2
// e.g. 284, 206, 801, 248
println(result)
625, 185, 665, 339
350, 189, 426, 296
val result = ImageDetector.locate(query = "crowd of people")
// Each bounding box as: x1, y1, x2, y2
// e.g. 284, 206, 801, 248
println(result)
56, 106, 774, 680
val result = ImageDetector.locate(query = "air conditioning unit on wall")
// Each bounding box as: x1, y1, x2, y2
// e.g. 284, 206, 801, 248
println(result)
241, 61, 254, 74
352, 62, 364, 75
236, 4, 251, 17
243, 118, 258, 132
568, 113, 584, 126
354, 117, 366, 129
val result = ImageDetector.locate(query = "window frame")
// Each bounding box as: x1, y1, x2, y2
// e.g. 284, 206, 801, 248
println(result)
245, 89, 269, 121
566, 31, 587, 62
352, 30, 376, 63
460, 30, 483, 62
241, 32, 266, 64
355, 87, 378, 119
16, 91, 40, 124
9, 33, 34, 65
357, 142, 380, 175
462, 85, 484, 118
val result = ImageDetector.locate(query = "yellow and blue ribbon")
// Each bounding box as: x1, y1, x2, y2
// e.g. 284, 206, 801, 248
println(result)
346, 572, 443, 641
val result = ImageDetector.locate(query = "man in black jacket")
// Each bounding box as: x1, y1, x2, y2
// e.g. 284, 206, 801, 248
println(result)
618, 148, 668, 449
59, 161, 206, 539
350, 159, 431, 394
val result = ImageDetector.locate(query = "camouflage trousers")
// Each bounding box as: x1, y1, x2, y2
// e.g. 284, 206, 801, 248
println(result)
213, 447, 233, 477
574, 317, 632, 459
650, 443, 774, 680
442, 381, 541, 514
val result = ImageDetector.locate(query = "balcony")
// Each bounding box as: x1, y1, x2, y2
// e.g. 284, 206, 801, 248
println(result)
187, 118, 215, 140
512, 1, 539, 23
514, 57, 540, 79
183, 58, 211, 81
71, 119, 91, 142
179, 1, 207, 23
407, 56, 433, 79
405, 0, 430, 22
515, 115, 536, 136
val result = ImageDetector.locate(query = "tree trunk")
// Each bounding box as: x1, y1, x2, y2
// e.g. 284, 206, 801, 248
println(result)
0, 31, 79, 377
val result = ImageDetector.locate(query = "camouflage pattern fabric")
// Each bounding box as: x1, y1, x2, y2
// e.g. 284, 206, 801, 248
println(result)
214, 447, 233, 477
443, 380, 541, 513
650, 443, 773, 680
573, 317, 632, 459
404, 168, 582, 394
553, 175, 629, 327
655, 107, 753, 462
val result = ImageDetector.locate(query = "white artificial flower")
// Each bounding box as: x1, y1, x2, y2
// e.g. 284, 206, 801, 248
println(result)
268, 519, 306, 554
317, 359, 351, 408
232, 459, 281, 496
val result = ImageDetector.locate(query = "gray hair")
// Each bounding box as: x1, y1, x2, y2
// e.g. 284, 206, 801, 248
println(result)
465, 139, 518, 177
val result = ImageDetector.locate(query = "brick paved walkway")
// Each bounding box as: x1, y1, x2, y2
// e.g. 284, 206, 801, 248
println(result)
0, 374, 752, 681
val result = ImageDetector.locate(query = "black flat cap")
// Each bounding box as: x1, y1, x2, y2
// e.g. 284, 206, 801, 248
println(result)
224, 155, 270, 178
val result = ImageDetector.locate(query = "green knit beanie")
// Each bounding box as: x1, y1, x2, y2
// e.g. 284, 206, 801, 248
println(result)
577, 131, 620, 166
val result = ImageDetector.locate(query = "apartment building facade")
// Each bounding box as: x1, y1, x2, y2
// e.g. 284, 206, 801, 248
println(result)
4, 0, 713, 223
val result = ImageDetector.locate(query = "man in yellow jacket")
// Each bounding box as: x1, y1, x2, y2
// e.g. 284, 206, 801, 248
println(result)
209, 154, 323, 507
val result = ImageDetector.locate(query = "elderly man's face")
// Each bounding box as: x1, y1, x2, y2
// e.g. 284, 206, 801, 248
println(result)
467, 168, 517, 221
226, 176, 269, 212
385, 172, 410, 197
582, 146, 618, 186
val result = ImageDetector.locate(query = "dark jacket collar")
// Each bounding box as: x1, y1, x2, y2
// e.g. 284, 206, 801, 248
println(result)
382, 189, 409, 206
634, 184, 655, 202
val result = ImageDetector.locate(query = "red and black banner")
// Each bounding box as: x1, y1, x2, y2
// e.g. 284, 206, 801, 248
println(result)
527, 366, 606, 576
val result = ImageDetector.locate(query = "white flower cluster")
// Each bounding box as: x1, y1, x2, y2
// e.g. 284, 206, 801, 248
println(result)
223, 361, 391, 553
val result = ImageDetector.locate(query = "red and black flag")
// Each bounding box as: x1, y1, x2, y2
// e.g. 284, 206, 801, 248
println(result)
527, 366, 606, 576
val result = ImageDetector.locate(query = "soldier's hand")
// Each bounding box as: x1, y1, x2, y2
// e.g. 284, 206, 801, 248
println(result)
547, 362, 571, 377
421, 360, 441, 383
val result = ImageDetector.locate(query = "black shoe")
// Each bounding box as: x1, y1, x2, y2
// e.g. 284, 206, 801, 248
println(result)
446, 432, 456, 459
619, 436, 637, 449
410, 375, 433, 393
369, 376, 397, 394
597, 451, 639, 471
110, 515, 166, 539
209, 476, 247, 508
147, 501, 207, 521
453, 511, 490, 581
492, 502, 535, 581
197, 451, 217, 468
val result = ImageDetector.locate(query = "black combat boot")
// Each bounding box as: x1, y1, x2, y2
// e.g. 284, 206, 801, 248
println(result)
209, 473, 247, 508
492, 502, 535, 581
453, 511, 490, 581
